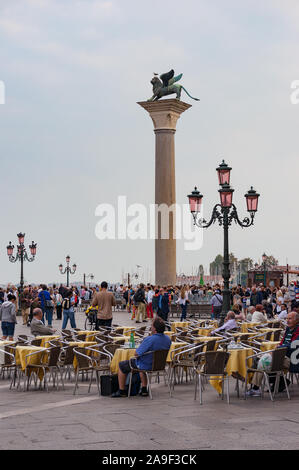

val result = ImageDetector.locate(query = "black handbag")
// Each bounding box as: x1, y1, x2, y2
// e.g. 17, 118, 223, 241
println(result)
100, 374, 119, 396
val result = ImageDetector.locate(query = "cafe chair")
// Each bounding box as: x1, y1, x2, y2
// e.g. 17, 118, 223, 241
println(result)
194, 350, 231, 405
73, 347, 110, 395
128, 349, 170, 399
25, 347, 64, 392
244, 347, 290, 401
169, 343, 205, 396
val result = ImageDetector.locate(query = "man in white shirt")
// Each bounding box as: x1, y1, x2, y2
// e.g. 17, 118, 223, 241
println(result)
277, 304, 288, 320
251, 304, 267, 323
146, 287, 155, 319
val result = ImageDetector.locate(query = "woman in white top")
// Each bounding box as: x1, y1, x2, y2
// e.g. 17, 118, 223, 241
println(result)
176, 286, 188, 321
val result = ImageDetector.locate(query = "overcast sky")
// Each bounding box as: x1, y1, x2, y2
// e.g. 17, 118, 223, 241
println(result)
0, 0, 299, 285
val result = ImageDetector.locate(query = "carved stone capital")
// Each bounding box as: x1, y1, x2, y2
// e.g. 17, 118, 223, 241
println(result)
137, 99, 191, 131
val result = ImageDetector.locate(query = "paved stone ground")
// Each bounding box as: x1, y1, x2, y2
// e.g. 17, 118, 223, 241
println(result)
1, 309, 299, 450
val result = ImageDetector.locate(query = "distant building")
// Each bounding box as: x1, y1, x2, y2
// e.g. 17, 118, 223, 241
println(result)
247, 265, 299, 287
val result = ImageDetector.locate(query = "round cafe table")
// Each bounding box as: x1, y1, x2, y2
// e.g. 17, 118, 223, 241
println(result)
171, 322, 190, 333
258, 328, 283, 341
35, 335, 61, 348
240, 322, 260, 333
195, 327, 214, 337
261, 341, 280, 352
110, 348, 136, 374
211, 347, 254, 394
192, 336, 218, 351
15, 345, 47, 380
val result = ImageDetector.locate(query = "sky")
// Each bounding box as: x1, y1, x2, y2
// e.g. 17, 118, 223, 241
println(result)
0, 0, 299, 285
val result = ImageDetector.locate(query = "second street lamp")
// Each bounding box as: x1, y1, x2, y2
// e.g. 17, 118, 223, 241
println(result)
7, 233, 37, 294
59, 255, 77, 287
188, 160, 260, 325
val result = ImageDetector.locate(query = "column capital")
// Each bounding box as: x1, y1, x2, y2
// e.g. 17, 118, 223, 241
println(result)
137, 99, 192, 131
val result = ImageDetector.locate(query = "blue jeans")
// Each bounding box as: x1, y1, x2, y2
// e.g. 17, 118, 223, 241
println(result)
180, 304, 187, 321
43, 308, 53, 326
62, 309, 76, 329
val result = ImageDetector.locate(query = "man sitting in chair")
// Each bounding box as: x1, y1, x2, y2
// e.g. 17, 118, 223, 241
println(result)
112, 316, 171, 397
30, 308, 56, 337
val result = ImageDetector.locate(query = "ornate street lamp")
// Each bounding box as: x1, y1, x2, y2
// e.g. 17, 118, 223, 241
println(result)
59, 255, 77, 287
188, 160, 260, 325
7, 233, 37, 295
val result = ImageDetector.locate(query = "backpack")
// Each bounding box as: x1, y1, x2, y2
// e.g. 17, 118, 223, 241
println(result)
134, 289, 144, 303
62, 298, 70, 310
125, 372, 141, 396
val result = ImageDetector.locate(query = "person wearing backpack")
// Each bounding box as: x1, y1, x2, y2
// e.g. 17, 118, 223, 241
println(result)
62, 289, 77, 329
38, 285, 54, 326
134, 284, 146, 323
210, 289, 223, 320
0, 294, 17, 341
54, 290, 63, 320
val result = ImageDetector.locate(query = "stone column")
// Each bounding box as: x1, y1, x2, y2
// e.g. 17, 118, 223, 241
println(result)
137, 99, 192, 286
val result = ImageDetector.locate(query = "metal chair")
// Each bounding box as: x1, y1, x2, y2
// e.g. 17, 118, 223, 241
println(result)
244, 347, 290, 401
31, 338, 42, 347
25, 347, 64, 392
128, 349, 170, 399
194, 350, 231, 404
169, 343, 205, 396
73, 347, 109, 395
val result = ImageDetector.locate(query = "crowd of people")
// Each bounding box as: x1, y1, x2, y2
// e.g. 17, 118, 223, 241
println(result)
1, 280, 299, 341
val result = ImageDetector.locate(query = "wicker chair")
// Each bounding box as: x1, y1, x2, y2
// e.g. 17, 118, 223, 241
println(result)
128, 349, 170, 399
31, 338, 42, 347
73, 347, 110, 395
169, 343, 205, 396
194, 350, 231, 405
24, 347, 64, 392
244, 347, 290, 401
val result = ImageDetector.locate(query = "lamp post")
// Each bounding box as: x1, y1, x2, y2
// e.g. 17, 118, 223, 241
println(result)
7, 233, 37, 294
59, 255, 77, 287
188, 160, 260, 325
83, 273, 94, 286
262, 252, 267, 287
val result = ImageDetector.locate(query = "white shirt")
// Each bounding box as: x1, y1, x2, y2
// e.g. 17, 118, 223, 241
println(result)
277, 309, 288, 320
147, 290, 155, 303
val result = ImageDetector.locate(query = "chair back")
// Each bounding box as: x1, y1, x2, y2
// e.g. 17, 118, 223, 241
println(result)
205, 339, 217, 352
49, 340, 62, 347
203, 351, 230, 375
62, 329, 72, 336
115, 328, 124, 335
272, 321, 281, 329
74, 347, 90, 369
113, 338, 125, 345
75, 334, 86, 341
267, 322, 273, 328
31, 338, 42, 347
271, 347, 287, 372
265, 331, 272, 341
103, 343, 119, 357
151, 349, 169, 371
3, 345, 15, 365
48, 347, 61, 367
62, 345, 75, 365
273, 330, 281, 342
17, 335, 28, 343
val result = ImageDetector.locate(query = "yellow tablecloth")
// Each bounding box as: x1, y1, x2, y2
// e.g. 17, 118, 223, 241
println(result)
112, 336, 129, 343
167, 342, 188, 362
192, 336, 218, 351
35, 335, 61, 348
15, 345, 47, 380
261, 341, 280, 352
77, 331, 97, 342
195, 327, 214, 337
110, 348, 136, 374
211, 348, 253, 394
171, 322, 190, 333
259, 328, 283, 341
115, 326, 135, 337
240, 322, 260, 333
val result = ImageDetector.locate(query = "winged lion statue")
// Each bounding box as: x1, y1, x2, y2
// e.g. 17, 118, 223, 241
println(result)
147, 69, 199, 102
